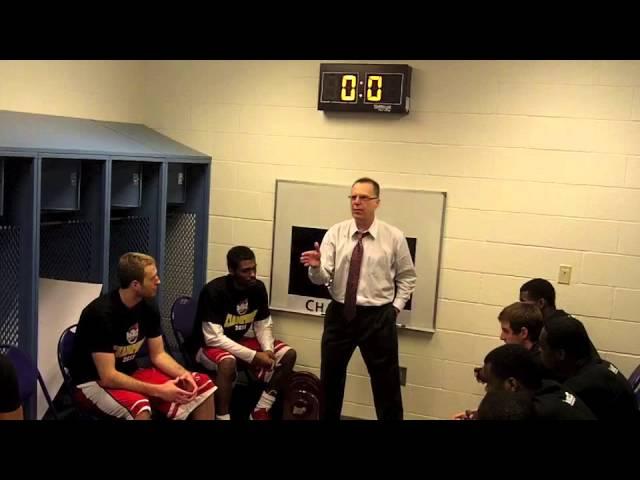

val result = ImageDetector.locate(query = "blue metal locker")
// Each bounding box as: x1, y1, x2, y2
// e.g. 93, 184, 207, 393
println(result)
0, 110, 212, 418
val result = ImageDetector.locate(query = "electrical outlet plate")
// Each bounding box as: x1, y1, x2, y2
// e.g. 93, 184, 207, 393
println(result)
399, 366, 407, 386
559, 265, 572, 285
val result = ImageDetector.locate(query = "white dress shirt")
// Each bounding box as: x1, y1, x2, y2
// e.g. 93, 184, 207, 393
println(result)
308, 218, 416, 311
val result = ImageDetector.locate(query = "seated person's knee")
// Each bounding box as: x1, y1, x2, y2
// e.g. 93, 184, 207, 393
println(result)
135, 410, 152, 421
217, 357, 237, 381
284, 349, 297, 364
280, 349, 297, 369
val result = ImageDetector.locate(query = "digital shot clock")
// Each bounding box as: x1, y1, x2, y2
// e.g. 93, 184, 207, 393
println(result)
317, 63, 412, 114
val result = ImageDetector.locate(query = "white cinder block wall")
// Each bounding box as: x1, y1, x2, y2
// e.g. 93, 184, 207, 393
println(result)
0, 60, 146, 123
1, 60, 638, 420
140, 60, 640, 420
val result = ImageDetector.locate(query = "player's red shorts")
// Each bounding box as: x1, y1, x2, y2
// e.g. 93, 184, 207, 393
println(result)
75, 368, 216, 420
198, 337, 291, 382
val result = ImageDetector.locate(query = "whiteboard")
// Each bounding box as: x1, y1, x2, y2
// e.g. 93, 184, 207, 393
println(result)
269, 180, 446, 332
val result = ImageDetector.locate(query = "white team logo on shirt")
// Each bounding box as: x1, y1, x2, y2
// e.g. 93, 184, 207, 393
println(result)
562, 392, 576, 406
126, 323, 139, 344
237, 298, 249, 315
608, 364, 619, 375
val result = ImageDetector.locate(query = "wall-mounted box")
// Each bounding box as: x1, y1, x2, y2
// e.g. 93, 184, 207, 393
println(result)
111, 163, 142, 208
167, 163, 186, 205
41, 158, 81, 211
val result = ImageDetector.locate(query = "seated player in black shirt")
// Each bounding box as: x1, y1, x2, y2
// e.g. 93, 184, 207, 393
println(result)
192, 246, 297, 420
539, 316, 639, 420
477, 390, 535, 421
70, 252, 216, 420
481, 343, 596, 420
519, 277, 600, 360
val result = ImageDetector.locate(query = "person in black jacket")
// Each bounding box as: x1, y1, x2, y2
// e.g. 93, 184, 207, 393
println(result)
539, 316, 639, 420
519, 278, 600, 361
477, 390, 535, 421
481, 344, 596, 420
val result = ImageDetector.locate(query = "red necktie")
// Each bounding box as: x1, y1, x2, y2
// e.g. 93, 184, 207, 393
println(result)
343, 232, 366, 322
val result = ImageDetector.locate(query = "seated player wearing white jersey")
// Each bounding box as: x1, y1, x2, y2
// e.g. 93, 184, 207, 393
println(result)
191, 246, 297, 420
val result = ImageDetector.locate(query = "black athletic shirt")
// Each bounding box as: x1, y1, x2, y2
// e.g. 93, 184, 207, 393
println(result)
70, 290, 162, 385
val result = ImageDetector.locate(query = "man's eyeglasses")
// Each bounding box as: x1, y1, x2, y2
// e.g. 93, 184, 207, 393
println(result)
348, 195, 379, 202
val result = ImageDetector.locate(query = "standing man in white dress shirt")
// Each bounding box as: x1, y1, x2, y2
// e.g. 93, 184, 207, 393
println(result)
300, 178, 416, 420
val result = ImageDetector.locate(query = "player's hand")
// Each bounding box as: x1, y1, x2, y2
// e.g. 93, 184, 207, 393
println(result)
452, 409, 477, 420
300, 242, 321, 268
176, 372, 198, 400
253, 351, 276, 370
155, 378, 193, 404
265, 350, 276, 361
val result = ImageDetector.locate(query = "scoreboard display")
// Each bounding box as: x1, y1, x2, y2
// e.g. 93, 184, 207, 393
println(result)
318, 63, 412, 114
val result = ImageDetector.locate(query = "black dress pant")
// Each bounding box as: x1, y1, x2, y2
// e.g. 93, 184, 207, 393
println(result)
320, 300, 402, 420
